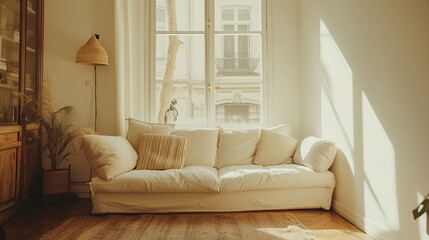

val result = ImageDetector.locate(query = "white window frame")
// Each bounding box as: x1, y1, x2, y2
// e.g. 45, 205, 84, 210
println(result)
145, 0, 270, 128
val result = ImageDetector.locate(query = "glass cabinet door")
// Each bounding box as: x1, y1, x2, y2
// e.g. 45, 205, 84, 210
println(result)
0, 0, 21, 125
25, 0, 38, 123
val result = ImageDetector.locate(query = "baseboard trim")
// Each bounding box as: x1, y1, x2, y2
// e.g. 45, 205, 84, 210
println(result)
332, 200, 404, 240
71, 181, 90, 198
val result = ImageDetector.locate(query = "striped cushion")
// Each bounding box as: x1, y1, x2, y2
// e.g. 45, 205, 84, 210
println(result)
136, 134, 187, 170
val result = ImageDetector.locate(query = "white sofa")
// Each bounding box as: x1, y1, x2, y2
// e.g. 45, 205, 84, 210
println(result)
86, 122, 336, 214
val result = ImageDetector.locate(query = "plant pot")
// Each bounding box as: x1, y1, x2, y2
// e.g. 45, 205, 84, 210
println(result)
43, 167, 70, 204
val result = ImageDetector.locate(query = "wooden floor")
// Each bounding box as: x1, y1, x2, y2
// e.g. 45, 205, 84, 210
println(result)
1, 199, 373, 240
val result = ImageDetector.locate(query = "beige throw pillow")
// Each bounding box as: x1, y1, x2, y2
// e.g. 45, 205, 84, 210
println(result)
82, 135, 138, 180
172, 128, 219, 167
216, 129, 261, 168
254, 129, 297, 166
293, 136, 337, 172
126, 118, 174, 152
136, 134, 187, 170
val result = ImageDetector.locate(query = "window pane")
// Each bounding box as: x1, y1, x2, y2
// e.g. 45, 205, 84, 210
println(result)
215, 0, 261, 32
156, 0, 204, 31
214, 33, 262, 124
215, 34, 261, 77
155, 34, 206, 124
156, 34, 205, 81
156, 9, 167, 31
156, 9, 165, 23
155, 82, 206, 124
215, 84, 262, 124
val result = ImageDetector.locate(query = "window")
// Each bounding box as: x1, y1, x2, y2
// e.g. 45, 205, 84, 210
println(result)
220, 8, 251, 73
153, 0, 266, 127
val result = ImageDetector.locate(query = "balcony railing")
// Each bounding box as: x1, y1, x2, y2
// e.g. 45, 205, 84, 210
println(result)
215, 57, 260, 76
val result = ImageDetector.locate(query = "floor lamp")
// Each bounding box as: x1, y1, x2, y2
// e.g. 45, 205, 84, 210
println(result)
76, 33, 108, 132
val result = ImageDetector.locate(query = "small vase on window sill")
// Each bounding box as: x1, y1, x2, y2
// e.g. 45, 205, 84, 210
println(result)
164, 99, 178, 124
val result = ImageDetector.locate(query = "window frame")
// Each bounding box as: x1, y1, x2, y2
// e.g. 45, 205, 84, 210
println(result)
147, 0, 269, 128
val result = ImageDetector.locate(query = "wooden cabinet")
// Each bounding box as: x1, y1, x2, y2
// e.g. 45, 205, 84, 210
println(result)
0, 126, 21, 208
0, 0, 43, 223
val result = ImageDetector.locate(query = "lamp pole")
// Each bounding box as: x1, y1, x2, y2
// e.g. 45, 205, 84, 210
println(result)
94, 65, 97, 132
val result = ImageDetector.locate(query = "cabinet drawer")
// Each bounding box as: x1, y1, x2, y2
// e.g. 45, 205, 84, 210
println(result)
0, 133, 19, 145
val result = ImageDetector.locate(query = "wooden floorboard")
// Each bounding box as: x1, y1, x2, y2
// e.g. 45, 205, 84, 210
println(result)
1, 199, 373, 240
290, 210, 374, 240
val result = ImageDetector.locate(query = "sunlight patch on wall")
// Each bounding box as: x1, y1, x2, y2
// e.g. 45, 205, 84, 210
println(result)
362, 92, 399, 230
320, 19, 354, 173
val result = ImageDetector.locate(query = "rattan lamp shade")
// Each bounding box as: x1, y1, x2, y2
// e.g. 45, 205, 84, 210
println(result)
76, 34, 108, 66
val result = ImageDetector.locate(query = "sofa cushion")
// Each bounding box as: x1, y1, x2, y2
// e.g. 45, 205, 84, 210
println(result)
219, 164, 335, 193
82, 135, 138, 180
136, 134, 187, 170
216, 129, 261, 168
293, 136, 337, 172
172, 128, 219, 167
126, 118, 174, 152
253, 129, 297, 166
91, 165, 220, 193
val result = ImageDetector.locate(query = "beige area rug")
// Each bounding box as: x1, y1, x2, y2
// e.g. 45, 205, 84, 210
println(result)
41, 212, 319, 240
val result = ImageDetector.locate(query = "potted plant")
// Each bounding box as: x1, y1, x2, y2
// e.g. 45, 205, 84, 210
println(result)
41, 105, 81, 204
24, 86, 92, 204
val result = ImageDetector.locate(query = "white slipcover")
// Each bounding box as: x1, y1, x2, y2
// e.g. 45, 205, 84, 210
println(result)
91, 166, 219, 193
91, 188, 334, 213
219, 164, 335, 193
293, 136, 337, 172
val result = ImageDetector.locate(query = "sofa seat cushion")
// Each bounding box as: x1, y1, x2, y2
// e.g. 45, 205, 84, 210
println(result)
91, 166, 219, 193
219, 164, 335, 193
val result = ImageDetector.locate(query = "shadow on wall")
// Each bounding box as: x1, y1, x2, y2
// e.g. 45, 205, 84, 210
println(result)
318, 19, 421, 239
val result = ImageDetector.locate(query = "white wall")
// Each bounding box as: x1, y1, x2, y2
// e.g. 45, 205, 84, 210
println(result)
299, 0, 429, 239
43, 0, 300, 196
269, 0, 301, 137
44, 0, 116, 196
